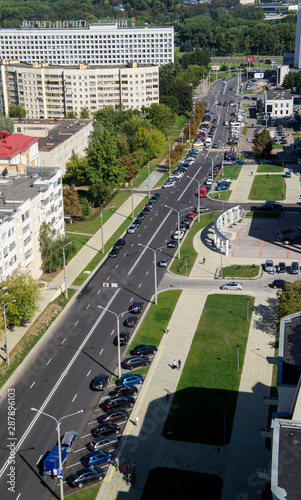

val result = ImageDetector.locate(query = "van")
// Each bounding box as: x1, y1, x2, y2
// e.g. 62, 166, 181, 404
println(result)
61, 431, 79, 453
223, 121, 229, 126
205, 138, 212, 146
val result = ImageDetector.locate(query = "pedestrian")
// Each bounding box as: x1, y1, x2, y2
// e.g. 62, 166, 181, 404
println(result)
132, 462, 137, 473
123, 463, 129, 475
165, 325, 170, 334
251, 171, 253, 176
123, 472, 132, 485
203, 257, 206, 264
177, 359, 181, 370
131, 471, 137, 485
273, 266, 276, 275
134, 415, 139, 426
218, 193, 220, 199
172, 359, 177, 369
114, 456, 120, 472
165, 392, 170, 403
52, 467, 57, 480
42, 467, 47, 480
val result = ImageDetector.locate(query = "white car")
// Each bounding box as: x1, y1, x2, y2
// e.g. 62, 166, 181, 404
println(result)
220, 282, 242, 291
219, 178, 231, 184
205, 179, 214, 185
162, 181, 176, 188
127, 223, 137, 234
173, 230, 184, 240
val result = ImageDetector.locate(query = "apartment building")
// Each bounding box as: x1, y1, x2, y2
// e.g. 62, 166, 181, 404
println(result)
0, 60, 159, 118
0, 20, 174, 67
0, 130, 39, 167
0, 166, 64, 280
13, 119, 93, 175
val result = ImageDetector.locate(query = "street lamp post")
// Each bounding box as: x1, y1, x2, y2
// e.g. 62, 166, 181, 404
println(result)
97, 306, 129, 379
131, 179, 135, 220
223, 411, 227, 444
30, 408, 83, 500
187, 176, 201, 222
147, 163, 150, 198
138, 243, 167, 305
220, 242, 223, 279
237, 344, 240, 371
100, 206, 115, 254
165, 204, 193, 259
63, 241, 72, 299
247, 298, 250, 321
2, 300, 16, 366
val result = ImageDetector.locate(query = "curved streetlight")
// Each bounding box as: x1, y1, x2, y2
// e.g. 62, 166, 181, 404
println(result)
187, 175, 202, 222
97, 306, 129, 379
138, 243, 168, 305
63, 241, 72, 299
164, 204, 193, 259
100, 206, 115, 254
30, 408, 83, 500
2, 299, 16, 366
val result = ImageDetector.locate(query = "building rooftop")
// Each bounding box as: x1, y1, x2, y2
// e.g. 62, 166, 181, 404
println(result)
281, 314, 301, 385
29, 119, 92, 152
3, 60, 158, 71
0, 132, 39, 160
278, 423, 301, 498
0, 166, 60, 220
266, 89, 292, 101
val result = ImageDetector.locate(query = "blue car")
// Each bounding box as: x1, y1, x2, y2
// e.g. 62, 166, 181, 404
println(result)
236, 160, 246, 165
116, 374, 144, 387
82, 450, 111, 467
216, 185, 229, 191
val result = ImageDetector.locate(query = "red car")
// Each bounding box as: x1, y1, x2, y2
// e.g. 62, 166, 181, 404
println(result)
187, 212, 195, 220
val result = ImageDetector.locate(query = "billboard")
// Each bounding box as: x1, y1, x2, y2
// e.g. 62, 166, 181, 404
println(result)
246, 56, 255, 62
211, 65, 220, 71
254, 72, 264, 79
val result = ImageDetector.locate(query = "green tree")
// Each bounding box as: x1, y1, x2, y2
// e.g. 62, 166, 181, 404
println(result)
63, 185, 83, 217
66, 110, 78, 119
39, 222, 75, 273
142, 103, 176, 134
257, 99, 264, 113
80, 197, 91, 216
80, 107, 90, 119
64, 155, 89, 184
0, 269, 41, 327
278, 281, 301, 320
8, 105, 26, 118
252, 128, 273, 157
283, 72, 295, 90
0, 116, 14, 134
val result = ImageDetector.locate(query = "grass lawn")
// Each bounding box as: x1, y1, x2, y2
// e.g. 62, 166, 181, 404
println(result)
141, 468, 222, 500
242, 126, 248, 133
68, 233, 91, 254
66, 484, 99, 499
292, 134, 301, 141
170, 212, 219, 275
65, 193, 130, 234
248, 174, 285, 201
221, 264, 260, 278
163, 294, 255, 445
257, 165, 284, 173
210, 190, 232, 201
245, 210, 283, 219
132, 162, 158, 188
272, 144, 283, 150
218, 164, 242, 180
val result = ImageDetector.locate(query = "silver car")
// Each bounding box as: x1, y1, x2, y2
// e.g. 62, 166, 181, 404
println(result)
127, 224, 137, 234
220, 282, 243, 291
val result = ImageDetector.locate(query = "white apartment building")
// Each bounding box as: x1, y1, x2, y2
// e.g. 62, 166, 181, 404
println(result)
0, 130, 40, 167
0, 60, 159, 118
0, 20, 174, 67
0, 166, 64, 280
13, 119, 93, 175
264, 89, 293, 118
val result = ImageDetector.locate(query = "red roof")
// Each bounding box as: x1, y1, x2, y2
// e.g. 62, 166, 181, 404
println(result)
0, 133, 39, 160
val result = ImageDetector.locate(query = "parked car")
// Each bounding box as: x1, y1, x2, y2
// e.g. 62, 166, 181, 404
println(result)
82, 450, 111, 467
195, 206, 210, 213
236, 160, 246, 165
121, 356, 150, 370
90, 374, 109, 391
116, 374, 144, 386
290, 262, 299, 274
91, 422, 120, 438
101, 395, 135, 411
278, 227, 301, 245
98, 409, 129, 423
158, 258, 169, 267
109, 247, 120, 258
114, 238, 126, 249
124, 316, 139, 327
265, 260, 274, 273
129, 301, 144, 314
173, 230, 184, 240
220, 282, 242, 291
109, 385, 138, 398
278, 262, 286, 273
284, 171, 291, 178
265, 200, 282, 209
187, 212, 195, 220
167, 239, 177, 248
132, 344, 157, 356
66, 467, 106, 488
270, 280, 289, 289
127, 224, 137, 234
216, 185, 229, 191
88, 436, 119, 452
113, 332, 131, 346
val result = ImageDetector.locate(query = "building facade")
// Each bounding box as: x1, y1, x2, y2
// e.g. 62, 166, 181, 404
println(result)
295, 3, 301, 69
0, 166, 64, 280
0, 20, 174, 67
0, 60, 159, 118
13, 119, 93, 175
264, 89, 293, 118
0, 130, 39, 167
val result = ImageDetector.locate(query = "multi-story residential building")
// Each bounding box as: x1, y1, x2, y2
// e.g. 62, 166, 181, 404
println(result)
0, 165, 64, 280
0, 130, 40, 167
0, 60, 159, 118
0, 20, 174, 67
13, 119, 93, 175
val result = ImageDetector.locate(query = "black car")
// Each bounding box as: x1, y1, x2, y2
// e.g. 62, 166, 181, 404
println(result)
255, 205, 276, 212
138, 211, 145, 220
152, 192, 161, 199
98, 409, 129, 423
129, 301, 144, 314
109, 247, 120, 258
134, 217, 142, 226
109, 384, 138, 398
270, 280, 289, 289
180, 223, 188, 232
132, 344, 157, 356
142, 205, 150, 214
167, 239, 177, 248
66, 467, 106, 488
91, 422, 120, 438
121, 355, 150, 370
124, 316, 139, 327
265, 200, 282, 209
90, 374, 109, 391
278, 262, 286, 273
88, 435, 119, 452
113, 332, 131, 346
114, 238, 126, 249
101, 395, 135, 411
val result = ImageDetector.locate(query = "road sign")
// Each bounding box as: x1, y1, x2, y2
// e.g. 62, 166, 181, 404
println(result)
211, 65, 220, 71
246, 56, 255, 62
57, 470, 63, 479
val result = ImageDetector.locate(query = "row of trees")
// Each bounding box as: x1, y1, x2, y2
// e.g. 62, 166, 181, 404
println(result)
283, 71, 301, 90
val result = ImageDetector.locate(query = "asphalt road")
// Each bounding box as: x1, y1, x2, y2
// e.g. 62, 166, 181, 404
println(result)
0, 75, 294, 500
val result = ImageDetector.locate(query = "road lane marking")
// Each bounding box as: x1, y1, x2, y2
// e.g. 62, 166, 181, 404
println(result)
65, 461, 81, 469
72, 394, 77, 402
86, 304, 90, 309
87, 370, 91, 377
30, 382, 35, 389
110, 329, 114, 336
61, 338, 66, 344
46, 359, 51, 366
36, 454, 42, 465
74, 321, 78, 326
99, 349, 103, 356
